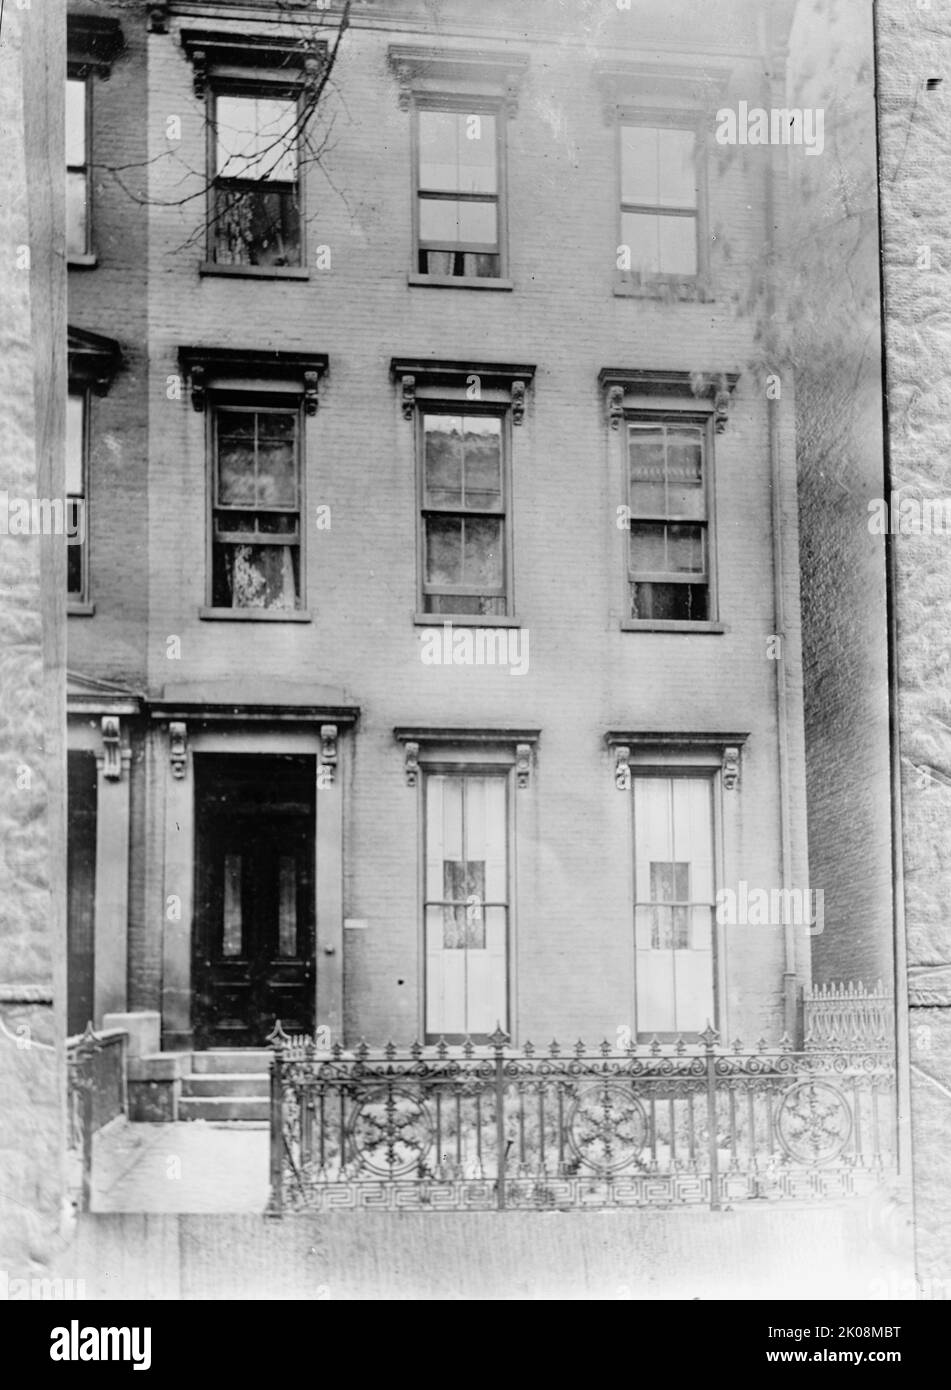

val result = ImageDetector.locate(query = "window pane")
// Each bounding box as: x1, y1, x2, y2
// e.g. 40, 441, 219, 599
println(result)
621, 211, 660, 277
222, 853, 242, 957
667, 523, 705, 574
658, 128, 696, 208
631, 580, 708, 621
658, 214, 697, 276
214, 543, 299, 609
424, 416, 463, 506
628, 427, 667, 512
256, 438, 297, 507
66, 394, 85, 496
66, 171, 87, 258
666, 429, 705, 517
216, 95, 297, 181
419, 110, 497, 194
213, 186, 300, 267
278, 856, 298, 957
425, 514, 463, 586
463, 517, 503, 588
217, 435, 257, 506
629, 521, 667, 572
65, 79, 86, 166
419, 196, 497, 247
620, 125, 658, 205
463, 417, 502, 508
426, 593, 506, 617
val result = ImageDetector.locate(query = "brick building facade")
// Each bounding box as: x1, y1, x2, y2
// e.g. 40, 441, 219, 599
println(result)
67, 0, 820, 1059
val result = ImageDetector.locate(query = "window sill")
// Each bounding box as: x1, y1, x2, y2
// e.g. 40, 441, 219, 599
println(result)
414, 613, 521, 628
199, 606, 312, 622
408, 273, 513, 291
67, 600, 96, 616
613, 274, 711, 303
199, 263, 310, 281
621, 619, 726, 634
68, 253, 98, 270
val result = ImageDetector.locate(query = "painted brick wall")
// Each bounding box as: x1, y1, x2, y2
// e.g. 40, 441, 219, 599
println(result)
64, 0, 814, 1044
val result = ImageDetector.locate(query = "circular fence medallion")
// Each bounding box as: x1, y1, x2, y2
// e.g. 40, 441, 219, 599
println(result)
348, 1087, 433, 1176
567, 1082, 647, 1174
775, 1080, 852, 1165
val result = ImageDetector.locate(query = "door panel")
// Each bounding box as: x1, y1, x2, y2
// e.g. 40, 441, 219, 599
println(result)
193, 755, 315, 1048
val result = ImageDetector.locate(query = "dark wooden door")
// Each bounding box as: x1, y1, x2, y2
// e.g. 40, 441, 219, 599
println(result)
193, 757, 315, 1048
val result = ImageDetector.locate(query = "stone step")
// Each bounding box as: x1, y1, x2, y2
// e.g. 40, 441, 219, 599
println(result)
191, 1050, 271, 1074
182, 1074, 270, 1099
179, 1096, 270, 1123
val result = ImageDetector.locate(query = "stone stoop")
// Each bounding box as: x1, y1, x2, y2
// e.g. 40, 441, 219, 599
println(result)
179, 1050, 271, 1122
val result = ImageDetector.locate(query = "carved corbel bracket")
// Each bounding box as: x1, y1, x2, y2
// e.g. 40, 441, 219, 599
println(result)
401, 374, 416, 421
515, 743, 531, 789
395, 62, 413, 111
713, 374, 732, 434
101, 716, 122, 781
614, 746, 631, 791
189, 364, 206, 413
304, 370, 320, 416
504, 77, 520, 116
404, 741, 420, 787
192, 49, 208, 99
722, 745, 741, 790
320, 724, 338, 785
607, 384, 625, 431
148, 2, 169, 34
511, 380, 526, 426
169, 722, 188, 779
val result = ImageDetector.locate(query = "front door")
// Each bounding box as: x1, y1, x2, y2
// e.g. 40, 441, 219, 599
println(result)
193, 755, 315, 1048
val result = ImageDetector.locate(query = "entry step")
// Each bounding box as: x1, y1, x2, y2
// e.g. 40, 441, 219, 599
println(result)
182, 1073, 269, 1099
191, 1049, 271, 1074
179, 1096, 270, 1122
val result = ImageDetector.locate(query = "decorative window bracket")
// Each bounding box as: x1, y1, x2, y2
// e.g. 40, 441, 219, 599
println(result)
391, 358, 535, 424
606, 731, 748, 791
180, 30, 328, 100
319, 724, 338, 785
178, 347, 329, 414
599, 368, 740, 432
68, 326, 122, 396
169, 722, 188, 780
67, 15, 125, 79
100, 717, 122, 781
396, 728, 540, 788
387, 44, 529, 115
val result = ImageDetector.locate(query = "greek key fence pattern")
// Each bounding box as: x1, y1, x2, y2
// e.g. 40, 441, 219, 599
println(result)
265, 1024, 896, 1215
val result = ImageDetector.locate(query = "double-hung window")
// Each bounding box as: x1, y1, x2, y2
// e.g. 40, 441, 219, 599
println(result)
633, 774, 715, 1037
421, 411, 507, 617
66, 77, 90, 259
211, 403, 302, 610
620, 122, 699, 280
416, 104, 501, 279
627, 417, 709, 622
66, 391, 87, 599
211, 91, 301, 268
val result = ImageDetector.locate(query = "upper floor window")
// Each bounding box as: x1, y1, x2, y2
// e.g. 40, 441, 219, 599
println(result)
421, 411, 508, 617
415, 104, 501, 279
627, 418, 709, 622
66, 391, 87, 599
66, 77, 89, 259
619, 123, 698, 280
212, 403, 302, 610
211, 91, 301, 268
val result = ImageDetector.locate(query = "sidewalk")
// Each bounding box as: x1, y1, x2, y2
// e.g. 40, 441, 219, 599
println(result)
90, 1119, 270, 1213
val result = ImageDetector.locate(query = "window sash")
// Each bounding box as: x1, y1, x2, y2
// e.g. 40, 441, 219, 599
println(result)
414, 102, 504, 273
627, 420, 709, 588
619, 122, 700, 279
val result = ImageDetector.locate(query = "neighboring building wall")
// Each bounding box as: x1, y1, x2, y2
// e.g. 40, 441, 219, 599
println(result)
786, 0, 893, 987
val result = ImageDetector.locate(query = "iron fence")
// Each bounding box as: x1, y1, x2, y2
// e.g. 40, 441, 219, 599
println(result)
265, 1023, 896, 1215
67, 1022, 127, 1211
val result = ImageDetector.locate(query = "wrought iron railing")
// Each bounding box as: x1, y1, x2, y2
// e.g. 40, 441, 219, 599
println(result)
803, 981, 895, 1050
265, 1023, 896, 1215
67, 1022, 128, 1211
